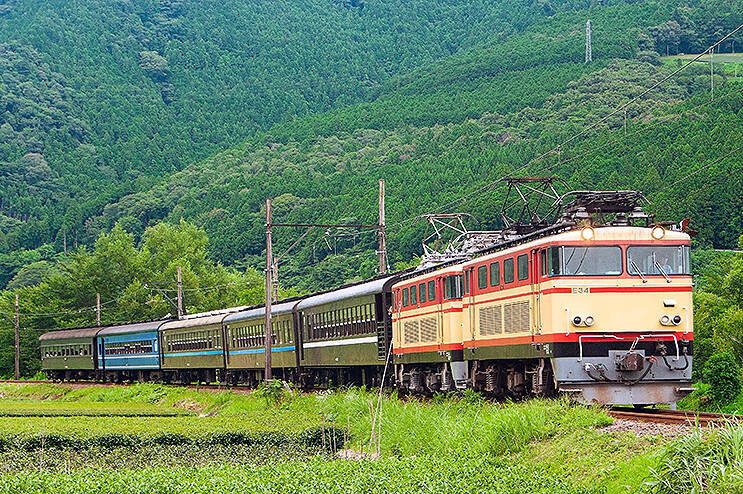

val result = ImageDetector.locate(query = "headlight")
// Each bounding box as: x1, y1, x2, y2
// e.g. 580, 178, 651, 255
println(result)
581, 226, 595, 240
584, 316, 594, 326
660, 314, 671, 326
572, 316, 582, 326
672, 315, 682, 325
651, 225, 665, 240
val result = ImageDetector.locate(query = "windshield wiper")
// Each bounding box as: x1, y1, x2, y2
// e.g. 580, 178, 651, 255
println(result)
652, 258, 671, 283
629, 260, 647, 283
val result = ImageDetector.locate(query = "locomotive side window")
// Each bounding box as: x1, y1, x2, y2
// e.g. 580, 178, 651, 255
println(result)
540, 250, 547, 276
517, 254, 529, 281
547, 246, 561, 276
627, 245, 690, 275
410, 285, 418, 305
419, 283, 426, 303
464, 270, 470, 294
445, 275, 463, 299
504, 258, 514, 283
490, 262, 500, 286
478, 265, 487, 289
402, 288, 409, 307
428, 280, 435, 301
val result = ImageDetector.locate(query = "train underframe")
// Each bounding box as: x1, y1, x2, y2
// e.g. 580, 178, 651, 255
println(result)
45, 354, 692, 405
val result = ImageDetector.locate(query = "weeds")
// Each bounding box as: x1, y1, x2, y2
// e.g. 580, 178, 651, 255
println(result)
645, 422, 743, 493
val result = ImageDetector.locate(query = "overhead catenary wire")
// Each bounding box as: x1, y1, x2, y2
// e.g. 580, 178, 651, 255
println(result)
385, 23, 743, 230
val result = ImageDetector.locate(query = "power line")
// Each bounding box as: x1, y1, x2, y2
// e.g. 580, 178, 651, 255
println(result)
386, 23, 743, 230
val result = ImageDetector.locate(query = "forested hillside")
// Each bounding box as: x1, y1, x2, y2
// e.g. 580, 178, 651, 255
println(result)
0, 0, 615, 288
75, 0, 743, 291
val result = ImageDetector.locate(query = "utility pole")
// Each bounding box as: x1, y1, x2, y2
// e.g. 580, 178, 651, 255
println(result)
14, 294, 19, 380
585, 20, 592, 63
176, 265, 183, 319
96, 293, 101, 326
264, 198, 273, 382
378, 179, 387, 274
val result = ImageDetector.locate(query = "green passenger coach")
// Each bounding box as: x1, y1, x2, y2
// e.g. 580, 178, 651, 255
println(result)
40, 326, 102, 380
159, 308, 246, 383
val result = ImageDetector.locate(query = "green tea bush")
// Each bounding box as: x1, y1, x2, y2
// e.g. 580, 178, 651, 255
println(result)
0, 457, 594, 494
703, 351, 742, 404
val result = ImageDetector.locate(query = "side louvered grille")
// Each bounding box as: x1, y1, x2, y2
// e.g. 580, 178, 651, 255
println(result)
504, 301, 529, 333
479, 306, 502, 336
404, 320, 419, 344
419, 317, 437, 343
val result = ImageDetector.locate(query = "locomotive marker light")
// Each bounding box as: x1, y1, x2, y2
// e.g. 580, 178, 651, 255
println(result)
660, 315, 671, 326
580, 226, 595, 240
584, 315, 595, 326
651, 225, 666, 240
672, 315, 682, 325
572, 316, 582, 326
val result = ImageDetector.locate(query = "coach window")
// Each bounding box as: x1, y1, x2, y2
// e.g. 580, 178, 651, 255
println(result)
410, 285, 418, 305
402, 287, 409, 307
517, 254, 529, 281
419, 283, 426, 304
490, 261, 500, 286
427, 280, 435, 301
477, 265, 487, 290
504, 258, 515, 284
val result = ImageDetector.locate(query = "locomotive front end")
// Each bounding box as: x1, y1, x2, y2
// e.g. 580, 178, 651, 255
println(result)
541, 226, 694, 406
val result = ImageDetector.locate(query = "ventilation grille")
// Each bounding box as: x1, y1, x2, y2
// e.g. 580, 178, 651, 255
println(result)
420, 317, 437, 343
479, 306, 502, 336
404, 320, 419, 344
504, 301, 529, 333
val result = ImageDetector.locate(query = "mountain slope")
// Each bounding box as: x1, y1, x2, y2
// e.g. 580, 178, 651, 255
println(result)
0, 0, 605, 256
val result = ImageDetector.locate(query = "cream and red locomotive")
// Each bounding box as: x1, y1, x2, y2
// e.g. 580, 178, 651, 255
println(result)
392, 224, 693, 405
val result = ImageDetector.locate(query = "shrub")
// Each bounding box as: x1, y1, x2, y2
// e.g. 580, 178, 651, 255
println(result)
703, 351, 742, 404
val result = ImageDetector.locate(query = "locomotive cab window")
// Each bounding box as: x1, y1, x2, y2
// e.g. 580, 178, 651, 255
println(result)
547, 246, 622, 276
490, 261, 500, 286
517, 254, 529, 281
464, 270, 470, 294
504, 258, 514, 284
627, 245, 690, 275
427, 280, 435, 301
477, 265, 487, 289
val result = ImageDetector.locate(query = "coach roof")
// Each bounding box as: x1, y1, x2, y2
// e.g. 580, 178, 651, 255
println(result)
39, 326, 103, 341
98, 320, 171, 337
296, 275, 394, 310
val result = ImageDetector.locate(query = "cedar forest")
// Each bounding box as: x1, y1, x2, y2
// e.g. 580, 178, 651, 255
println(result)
0, 0, 742, 378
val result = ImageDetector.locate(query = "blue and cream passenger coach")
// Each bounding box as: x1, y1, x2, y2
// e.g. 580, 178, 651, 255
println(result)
97, 320, 170, 382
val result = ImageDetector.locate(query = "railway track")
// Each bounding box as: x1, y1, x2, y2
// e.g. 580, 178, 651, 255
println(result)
0, 380, 257, 394
608, 407, 740, 426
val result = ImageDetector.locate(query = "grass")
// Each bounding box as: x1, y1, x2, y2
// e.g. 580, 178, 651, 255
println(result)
0, 400, 193, 417
12, 382, 743, 493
